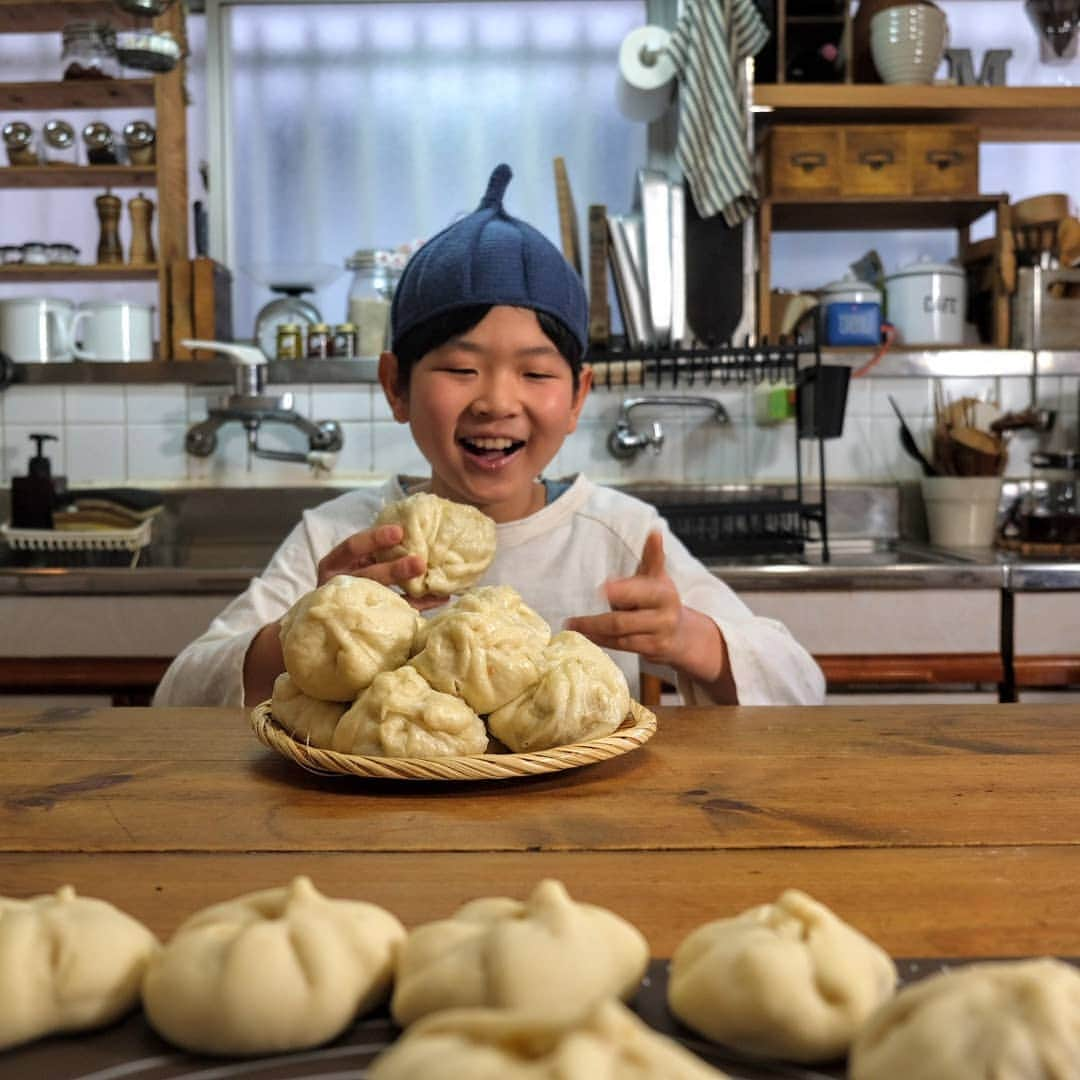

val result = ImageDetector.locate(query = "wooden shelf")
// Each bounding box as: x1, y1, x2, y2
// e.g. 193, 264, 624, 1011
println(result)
0, 264, 158, 282
0, 0, 143, 33
770, 194, 1006, 231
0, 165, 156, 188
753, 84, 1080, 141
0, 79, 155, 111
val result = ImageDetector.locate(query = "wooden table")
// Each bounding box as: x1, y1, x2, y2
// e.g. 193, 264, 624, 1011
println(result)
2, 702, 1079, 959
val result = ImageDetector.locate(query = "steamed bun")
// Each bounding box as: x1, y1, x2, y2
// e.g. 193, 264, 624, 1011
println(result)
271, 672, 346, 747
332, 665, 488, 758
280, 575, 421, 701
410, 598, 549, 716
142, 876, 405, 1057
391, 879, 648, 1027
371, 999, 731, 1080
849, 958, 1080, 1079
414, 584, 550, 652
0, 885, 159, 1050
488, 631, 630, 752
667, 889, 896, 1064
375, 492, 496, 597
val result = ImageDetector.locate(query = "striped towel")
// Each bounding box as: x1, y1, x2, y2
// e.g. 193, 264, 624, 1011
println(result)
666, 0, 770, 227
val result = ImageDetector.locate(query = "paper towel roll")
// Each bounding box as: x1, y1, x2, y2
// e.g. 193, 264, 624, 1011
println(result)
616, 25, 676, 123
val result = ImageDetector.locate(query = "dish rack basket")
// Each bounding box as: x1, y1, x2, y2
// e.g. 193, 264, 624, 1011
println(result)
590, 338, 835, 561
1, 519, 153, 568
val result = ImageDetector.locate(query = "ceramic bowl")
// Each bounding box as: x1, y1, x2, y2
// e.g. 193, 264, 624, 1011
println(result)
870, 4, 948, 84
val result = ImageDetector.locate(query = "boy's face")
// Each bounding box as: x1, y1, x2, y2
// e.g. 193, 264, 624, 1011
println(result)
379, 305, 591, 523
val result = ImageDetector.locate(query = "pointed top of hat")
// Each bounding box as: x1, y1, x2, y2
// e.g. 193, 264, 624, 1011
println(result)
479, 164, 512, 211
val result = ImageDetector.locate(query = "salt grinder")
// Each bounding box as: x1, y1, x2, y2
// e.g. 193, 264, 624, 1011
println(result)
128, 191, 155, 266
95, 190, 123, 265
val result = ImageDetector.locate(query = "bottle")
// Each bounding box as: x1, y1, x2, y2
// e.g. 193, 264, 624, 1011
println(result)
128, 191, 155, 266
346, 249, 398, 357
95, 190, 123, 265
11, 434, 59, 530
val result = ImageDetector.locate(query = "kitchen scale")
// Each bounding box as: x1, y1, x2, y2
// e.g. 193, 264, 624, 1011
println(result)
244, 262, 342, 358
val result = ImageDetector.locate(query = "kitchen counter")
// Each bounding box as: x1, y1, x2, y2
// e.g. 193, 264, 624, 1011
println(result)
1, 702, 1078, 1076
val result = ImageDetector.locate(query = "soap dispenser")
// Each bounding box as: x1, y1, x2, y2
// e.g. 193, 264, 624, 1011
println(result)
11, 433, 58, 529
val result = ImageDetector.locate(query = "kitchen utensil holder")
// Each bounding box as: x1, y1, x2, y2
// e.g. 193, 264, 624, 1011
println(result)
592, 337, 832, 560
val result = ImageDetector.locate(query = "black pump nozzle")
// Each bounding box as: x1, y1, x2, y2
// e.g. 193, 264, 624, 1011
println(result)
28, 433, 57, 478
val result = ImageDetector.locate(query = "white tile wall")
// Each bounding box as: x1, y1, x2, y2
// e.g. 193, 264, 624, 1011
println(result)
0, 373, 1075, 491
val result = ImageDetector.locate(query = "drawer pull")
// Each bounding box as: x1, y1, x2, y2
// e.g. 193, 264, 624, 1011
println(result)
790, 151, 827, 173
858, 149, 895, 170
926, 149, 963, 171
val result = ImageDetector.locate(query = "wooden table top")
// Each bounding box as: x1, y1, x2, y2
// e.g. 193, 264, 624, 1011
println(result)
2, 702, 1078, 958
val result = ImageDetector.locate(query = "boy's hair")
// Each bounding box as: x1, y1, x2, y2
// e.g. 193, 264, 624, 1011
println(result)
390, 163, 589, 359
392, 304, 583, 393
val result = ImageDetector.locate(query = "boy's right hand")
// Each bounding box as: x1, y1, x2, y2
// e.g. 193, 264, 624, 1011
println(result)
316, 524, 446, 610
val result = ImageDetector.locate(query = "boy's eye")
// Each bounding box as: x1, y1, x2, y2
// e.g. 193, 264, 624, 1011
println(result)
437, 366, 477, 376
524, 370, 557, 380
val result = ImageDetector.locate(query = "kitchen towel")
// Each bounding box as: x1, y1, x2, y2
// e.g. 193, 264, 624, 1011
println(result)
666, 0, 770, 227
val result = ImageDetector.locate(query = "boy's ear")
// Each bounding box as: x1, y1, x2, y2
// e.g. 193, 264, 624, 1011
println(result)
378, 352, 410, 423
566, 363, 593, 435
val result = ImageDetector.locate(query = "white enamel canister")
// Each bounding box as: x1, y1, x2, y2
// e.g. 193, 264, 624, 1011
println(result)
884, 256, 966, 345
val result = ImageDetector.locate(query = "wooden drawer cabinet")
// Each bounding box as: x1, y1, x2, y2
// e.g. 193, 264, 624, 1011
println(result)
761, 124, 979, 200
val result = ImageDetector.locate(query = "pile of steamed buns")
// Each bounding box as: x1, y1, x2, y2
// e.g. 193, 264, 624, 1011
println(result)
2, 877, 1077, 1077
272, 492, 631, 757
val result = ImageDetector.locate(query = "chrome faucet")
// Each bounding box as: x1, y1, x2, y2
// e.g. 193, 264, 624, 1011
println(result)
607, 395, 731, 462
182, 339, 343, 473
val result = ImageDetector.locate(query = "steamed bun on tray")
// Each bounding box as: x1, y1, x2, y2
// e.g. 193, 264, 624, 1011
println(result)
332, 665, 488, 758
488, 630, 630, 752
667, 888, 896, 1064
141, 875, 405, 1057
370, 999, 731, 1080
270, 672, 346, 747
279, 575, 421, 701
391, 878, 648, 1027
375, 491, 496, 597
848, 957, 1080, 1079
0, 885, 159, 1050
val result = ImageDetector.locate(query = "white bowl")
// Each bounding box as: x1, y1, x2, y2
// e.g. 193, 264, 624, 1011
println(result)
870, 4, 948, 85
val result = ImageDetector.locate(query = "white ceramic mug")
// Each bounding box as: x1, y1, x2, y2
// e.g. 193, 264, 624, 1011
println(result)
72, 300, 154, 362
0, 297, 77, 362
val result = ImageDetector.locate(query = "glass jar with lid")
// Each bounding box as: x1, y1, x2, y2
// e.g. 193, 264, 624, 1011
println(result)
3, 121, 38, 166
122, 120, 156, 165
1019, 451, 1080, 544
61, 22, 118, 81
82, 121, 120, 165
42, 119, 78, 165
346, 249, 400, 357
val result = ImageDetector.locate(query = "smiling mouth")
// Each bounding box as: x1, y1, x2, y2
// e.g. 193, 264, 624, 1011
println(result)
458, 436, 526, 459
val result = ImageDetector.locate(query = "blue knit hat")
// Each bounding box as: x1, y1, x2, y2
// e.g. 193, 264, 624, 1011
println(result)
390, 164, 588, 355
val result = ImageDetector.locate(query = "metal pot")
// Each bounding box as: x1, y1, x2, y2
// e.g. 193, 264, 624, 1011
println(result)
884, 255, 966, 345
112, 0, 175, 16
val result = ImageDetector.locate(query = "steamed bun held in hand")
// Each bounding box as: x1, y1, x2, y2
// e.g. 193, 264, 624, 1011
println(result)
667, 889, 896, 1064
270, 672, 346, 748
375, 492, 496, 598
332, 665, 488, 758
488, 630, 630, 752
142, 876, 405, 1057
371, 999, 731, 1080
279, 575, 421, 701
391, 878, 648, 1027
0, 885, 159, 1050
849, 958, 1080, 1080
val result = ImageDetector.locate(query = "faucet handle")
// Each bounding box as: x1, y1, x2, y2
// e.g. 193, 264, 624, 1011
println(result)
649, 420, 664, 453
180, 339, 267, 366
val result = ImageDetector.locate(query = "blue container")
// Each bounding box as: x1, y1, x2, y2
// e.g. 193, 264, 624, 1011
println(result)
823, 302, 881, 346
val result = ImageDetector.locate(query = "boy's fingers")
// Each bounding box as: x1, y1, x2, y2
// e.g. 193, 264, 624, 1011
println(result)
604, 575, 668, 611
566, 609, 656, 640
636, 530, 666, 577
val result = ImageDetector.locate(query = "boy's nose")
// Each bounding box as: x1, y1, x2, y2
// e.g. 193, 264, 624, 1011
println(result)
470, 374, 519, 417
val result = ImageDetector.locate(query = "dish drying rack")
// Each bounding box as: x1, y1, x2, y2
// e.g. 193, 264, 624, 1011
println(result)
590, 338, 833, 561
1, 519, 153, 568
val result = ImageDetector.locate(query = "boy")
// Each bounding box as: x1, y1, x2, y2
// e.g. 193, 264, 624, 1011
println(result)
154, 165, 824, 709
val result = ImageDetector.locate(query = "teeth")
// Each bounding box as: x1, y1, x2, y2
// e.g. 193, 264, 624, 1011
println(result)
464, 437, 518, 450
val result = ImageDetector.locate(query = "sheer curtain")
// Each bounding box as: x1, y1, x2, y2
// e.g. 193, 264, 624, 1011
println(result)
214, 2, 649, 339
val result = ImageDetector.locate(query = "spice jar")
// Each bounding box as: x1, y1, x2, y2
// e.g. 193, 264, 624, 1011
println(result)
276, 323, 304, 361
332, 323, 358, 359
3, 121, 38, 166
346, 249, 399, 357
46, 243, 79, 265
0, 245, 23, 265
83, 121, 121, 165
21, 242, 49, 265
42, 119, 77, 165
122, 120, 156, 166
61, 22, 118, 80
306, 323, 331, 359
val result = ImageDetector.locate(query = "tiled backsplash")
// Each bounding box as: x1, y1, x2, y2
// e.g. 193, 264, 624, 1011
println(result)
2, 374, 1077, 490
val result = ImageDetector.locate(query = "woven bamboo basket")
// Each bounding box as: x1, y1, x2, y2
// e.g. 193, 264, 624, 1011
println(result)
250, 698, 657, 781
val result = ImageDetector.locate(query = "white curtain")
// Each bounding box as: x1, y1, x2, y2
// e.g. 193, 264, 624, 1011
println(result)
220, 1, 648, 338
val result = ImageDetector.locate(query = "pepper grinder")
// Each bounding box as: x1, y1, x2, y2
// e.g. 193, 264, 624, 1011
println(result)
95, 190, 123, 265
128, 191, 155, 266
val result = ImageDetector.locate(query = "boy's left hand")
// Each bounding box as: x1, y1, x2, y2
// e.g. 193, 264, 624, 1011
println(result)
565, 531, 702, 671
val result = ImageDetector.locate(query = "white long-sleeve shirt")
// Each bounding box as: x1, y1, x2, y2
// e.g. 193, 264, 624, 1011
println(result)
153, 474, 825, 708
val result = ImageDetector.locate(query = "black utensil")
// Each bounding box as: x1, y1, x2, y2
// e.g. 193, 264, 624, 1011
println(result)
888, 395, 937, 477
